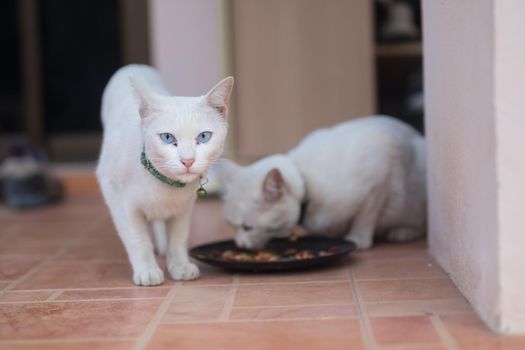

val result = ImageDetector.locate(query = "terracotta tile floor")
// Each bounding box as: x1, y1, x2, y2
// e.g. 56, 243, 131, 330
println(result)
1, 190, 525, 349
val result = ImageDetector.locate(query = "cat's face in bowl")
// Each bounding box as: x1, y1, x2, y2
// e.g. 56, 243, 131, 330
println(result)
132, 77, 233, 183
217, 158, 301, 250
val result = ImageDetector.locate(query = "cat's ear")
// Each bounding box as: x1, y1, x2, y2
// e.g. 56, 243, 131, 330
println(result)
130, 78, 157, 119
262, 168, 285, 202
205, 77, 234, 119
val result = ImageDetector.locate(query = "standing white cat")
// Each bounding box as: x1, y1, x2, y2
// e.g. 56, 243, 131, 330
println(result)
217, 116, 426, 250
97, 65, 233, 286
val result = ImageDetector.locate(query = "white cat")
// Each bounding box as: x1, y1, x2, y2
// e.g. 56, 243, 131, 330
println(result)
217, 116, 426, 250
97, 64, 233, 286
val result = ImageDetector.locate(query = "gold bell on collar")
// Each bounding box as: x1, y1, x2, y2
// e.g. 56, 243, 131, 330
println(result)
197, 177, 208, 199
197, 187, 207, 199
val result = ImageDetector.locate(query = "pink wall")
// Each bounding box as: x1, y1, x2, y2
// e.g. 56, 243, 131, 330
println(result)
423, 0, 525, 334
149, 0, 227, 96
495, 0, 525, 333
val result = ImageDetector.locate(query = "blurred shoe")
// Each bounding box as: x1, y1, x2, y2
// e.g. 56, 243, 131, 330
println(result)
1, 144, 63, 209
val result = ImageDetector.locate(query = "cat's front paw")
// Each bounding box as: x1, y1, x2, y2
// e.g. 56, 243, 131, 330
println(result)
344, 233, 373, 250
168, 262, 200, 281
133, 266, 165, 286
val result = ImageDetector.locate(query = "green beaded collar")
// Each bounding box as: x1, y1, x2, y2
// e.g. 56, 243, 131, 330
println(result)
140, 150, 186, 188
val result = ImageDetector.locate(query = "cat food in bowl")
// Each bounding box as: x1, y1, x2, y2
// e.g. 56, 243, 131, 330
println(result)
190, 237, 356, 272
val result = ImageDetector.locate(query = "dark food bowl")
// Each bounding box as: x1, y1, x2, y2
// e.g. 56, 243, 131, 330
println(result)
190, 236, 357, 272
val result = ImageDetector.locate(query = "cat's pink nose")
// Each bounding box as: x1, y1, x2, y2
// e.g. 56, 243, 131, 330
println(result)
181, 159, 195, 169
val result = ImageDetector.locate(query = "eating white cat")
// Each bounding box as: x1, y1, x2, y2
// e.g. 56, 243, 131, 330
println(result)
97, 64, 233, 286
217, 116, 426, 250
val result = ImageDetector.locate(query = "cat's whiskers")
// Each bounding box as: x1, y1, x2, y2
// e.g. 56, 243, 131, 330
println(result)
146, 156, 179, 170
148, 156, 217, 178
154, 164, 177, 172
147, 155, 168, 163
205, 157, 221, 167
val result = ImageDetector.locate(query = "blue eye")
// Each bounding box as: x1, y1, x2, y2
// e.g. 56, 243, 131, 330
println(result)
197, 131, 212, 144
159, 133, 176, 145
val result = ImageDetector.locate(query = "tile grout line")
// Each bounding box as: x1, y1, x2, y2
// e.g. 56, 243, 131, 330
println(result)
0, 296, 167, 304
219, 274, 239, 321
359, 310, 474, 318
0, 337, 137, 344
0, 279, 351, 293
1, 293, 468, 305
190, 279, 353, 286
361, 298, 468, 305
4, 286, 173, 292
232, 302, 355, 309
162, 315, 359, 325
46, 290, 63, 301
360, 297, 466, 304
348, 264, 378, 350
133, 286, 179, 350
191, 276, 451, 285
0, 299, 408, 308
354, 277, 451, 282
2, 242, 76, 292
216, 278, 351, 285
2, 219, 101, 292
429, 314, 460, 350
0, 277, 458, 293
